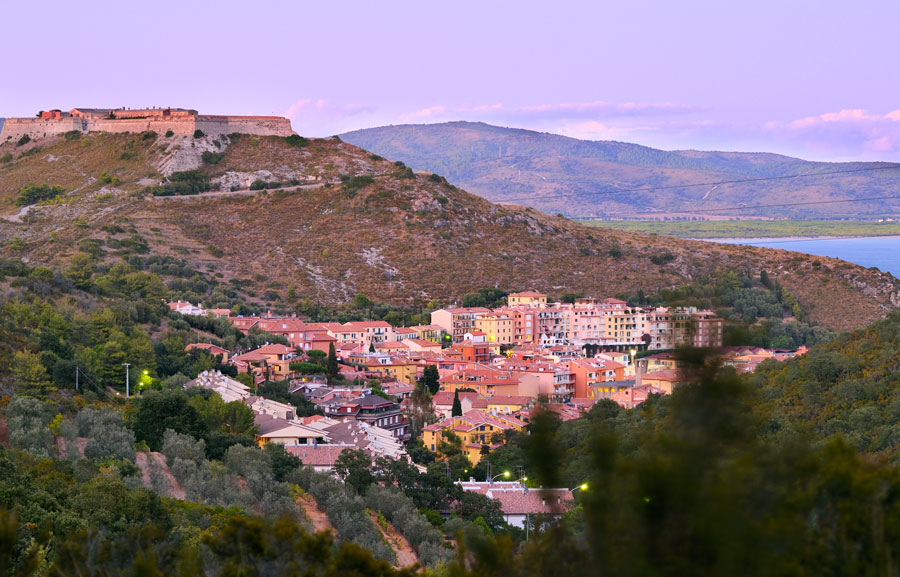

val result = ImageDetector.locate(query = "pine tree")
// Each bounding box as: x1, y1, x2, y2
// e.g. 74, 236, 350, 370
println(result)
11, 350, 56, 398
420, 364, 440, 395
451, 390, 462, 417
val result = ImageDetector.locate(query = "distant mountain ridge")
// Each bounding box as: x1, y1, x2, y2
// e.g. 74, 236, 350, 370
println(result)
341, 121, 900, 219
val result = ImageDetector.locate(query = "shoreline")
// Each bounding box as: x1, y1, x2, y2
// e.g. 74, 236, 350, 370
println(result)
693, 235, 900, 243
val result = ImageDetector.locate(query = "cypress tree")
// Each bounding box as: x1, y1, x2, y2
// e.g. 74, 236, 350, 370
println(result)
326, 342, 338, 378
451, 390, 462, 417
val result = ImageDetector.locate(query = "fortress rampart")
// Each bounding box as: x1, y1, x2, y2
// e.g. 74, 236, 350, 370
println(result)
0, 107, 294, 142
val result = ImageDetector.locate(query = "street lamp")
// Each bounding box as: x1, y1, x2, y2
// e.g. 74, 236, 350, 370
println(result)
570, 483, 588, 492
490, 470, 511, 484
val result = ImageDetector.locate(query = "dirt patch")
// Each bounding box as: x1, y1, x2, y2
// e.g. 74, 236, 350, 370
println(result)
367, 510, 418, 569
295, 493, 334, 535
135, 451, 186, 499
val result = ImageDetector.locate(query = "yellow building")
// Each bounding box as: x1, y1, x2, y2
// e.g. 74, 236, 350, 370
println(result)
422, 410, 525, 465
474, 312, 515, 345
363, 357, 419, 384
507, 291, 548, 308
409, 324, 446, 343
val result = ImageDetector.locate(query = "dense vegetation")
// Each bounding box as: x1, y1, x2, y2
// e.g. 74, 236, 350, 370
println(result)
146, 169, 214, 196
16, 184, 64, 206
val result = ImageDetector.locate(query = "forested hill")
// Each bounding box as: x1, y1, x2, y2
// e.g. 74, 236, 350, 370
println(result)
750, 309, 900, 460
340, 121, 900, 219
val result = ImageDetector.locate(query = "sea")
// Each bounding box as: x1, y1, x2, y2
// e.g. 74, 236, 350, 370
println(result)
713, 236, 900, 278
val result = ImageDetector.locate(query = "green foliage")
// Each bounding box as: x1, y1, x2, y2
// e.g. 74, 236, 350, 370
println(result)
10, 349, 55, 397
333, 449, 375, 494
461, 287, 509, 309
451, 390, 463, 416
342, 175, 375, 197
327, 342, 339, 378
147, 169, 212, 196
130, 390, 209, 451
0, 152, 12, 163
290, 467, 396, 563
76, 407, 136, 462
193, 129, 204, 138
419, 364, 440, 395
98, 170, 120, 185
17, 183, 64, 206
165, 129, 174, 137
16, 134, 30, 146
201, 150, 225, 165
284, 134, 309, 147
63, 130, 81, 141
6, 397, 56, 458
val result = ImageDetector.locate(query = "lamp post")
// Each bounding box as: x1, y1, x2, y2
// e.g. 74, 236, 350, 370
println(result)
122, 363, 130, 398
570, 483, 588, 493
630, 348, 637, 376
490, 471, 511, 485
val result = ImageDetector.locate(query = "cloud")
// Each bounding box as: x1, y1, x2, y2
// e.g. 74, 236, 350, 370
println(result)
767, 108, 900, 159
284, 98, 374, 122
414, 105, 446, 118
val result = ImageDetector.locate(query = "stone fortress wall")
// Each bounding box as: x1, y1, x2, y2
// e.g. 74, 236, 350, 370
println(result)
0, 107, 294, 142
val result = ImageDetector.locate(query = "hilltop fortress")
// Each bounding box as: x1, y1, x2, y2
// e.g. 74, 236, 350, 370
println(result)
0, 107, 294, 142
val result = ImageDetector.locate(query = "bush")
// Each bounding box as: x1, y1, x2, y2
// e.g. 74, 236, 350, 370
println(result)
147, 170, 212, 196
165, 130, 174, 138
141, 130, 157, 140
650, 252, 676, 265
342, 175, 375, 198
201, 151, 225, 165
0, 153, 12, 163
119, 151, 137, 161
290, 467, 396, 562
17, 183, 64, 206
284, 134, 309, 147
64, 130, 82, 141
99, 170, 120, 186
6, 397, 56, 459
76, 407, 136, 462
16, 134, 31, 146
364, 485, 452, 567
193, 129, 205, 138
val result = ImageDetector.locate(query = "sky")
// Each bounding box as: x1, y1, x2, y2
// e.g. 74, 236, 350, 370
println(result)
1, 0, 898, 162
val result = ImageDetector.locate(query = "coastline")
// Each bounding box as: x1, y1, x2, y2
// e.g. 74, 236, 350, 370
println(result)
694, 235, 900, 244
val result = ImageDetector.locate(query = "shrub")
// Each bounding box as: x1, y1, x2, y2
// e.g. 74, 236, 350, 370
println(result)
342, 175, 375, 198
193, 129, 205, 138
147, 170, 212, 196
165, 130, 174, 138
428, 173, 446, 183
201, 151, 225, 165
16, 134, 31, 146
650, 252, 676, 265
0, 153, 12, 164
141, 130, 157, 141
76, 407, 136, 462
17, 183, 64, 206
397, 167, 416, 179
99, 170, 120, 186
119, 151, 137, 161
250, 179, 267, 191
368, 154, 384, 161
364, 485, 453, 568
284, 134, 309, 147
64, 130, 82, 141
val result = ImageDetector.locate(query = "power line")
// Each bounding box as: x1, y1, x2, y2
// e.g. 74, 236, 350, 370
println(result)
497, 164, 900, 204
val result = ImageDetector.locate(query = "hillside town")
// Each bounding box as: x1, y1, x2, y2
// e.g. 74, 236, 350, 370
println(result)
170, 291, 807, 478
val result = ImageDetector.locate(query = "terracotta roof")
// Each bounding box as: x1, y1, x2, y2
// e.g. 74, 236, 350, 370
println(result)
284, 444, 349, 467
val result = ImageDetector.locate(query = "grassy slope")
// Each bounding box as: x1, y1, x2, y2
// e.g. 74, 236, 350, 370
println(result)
584, 220, 900, 239
2, 135, 900, 333
340, 122, 900, 219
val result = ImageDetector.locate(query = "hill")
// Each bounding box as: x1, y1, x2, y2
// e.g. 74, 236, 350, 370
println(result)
1, 131, 900, 332
340, 121, 900, 219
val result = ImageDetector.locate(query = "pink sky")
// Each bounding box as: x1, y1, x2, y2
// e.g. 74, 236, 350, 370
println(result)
1, 0, 898, 161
